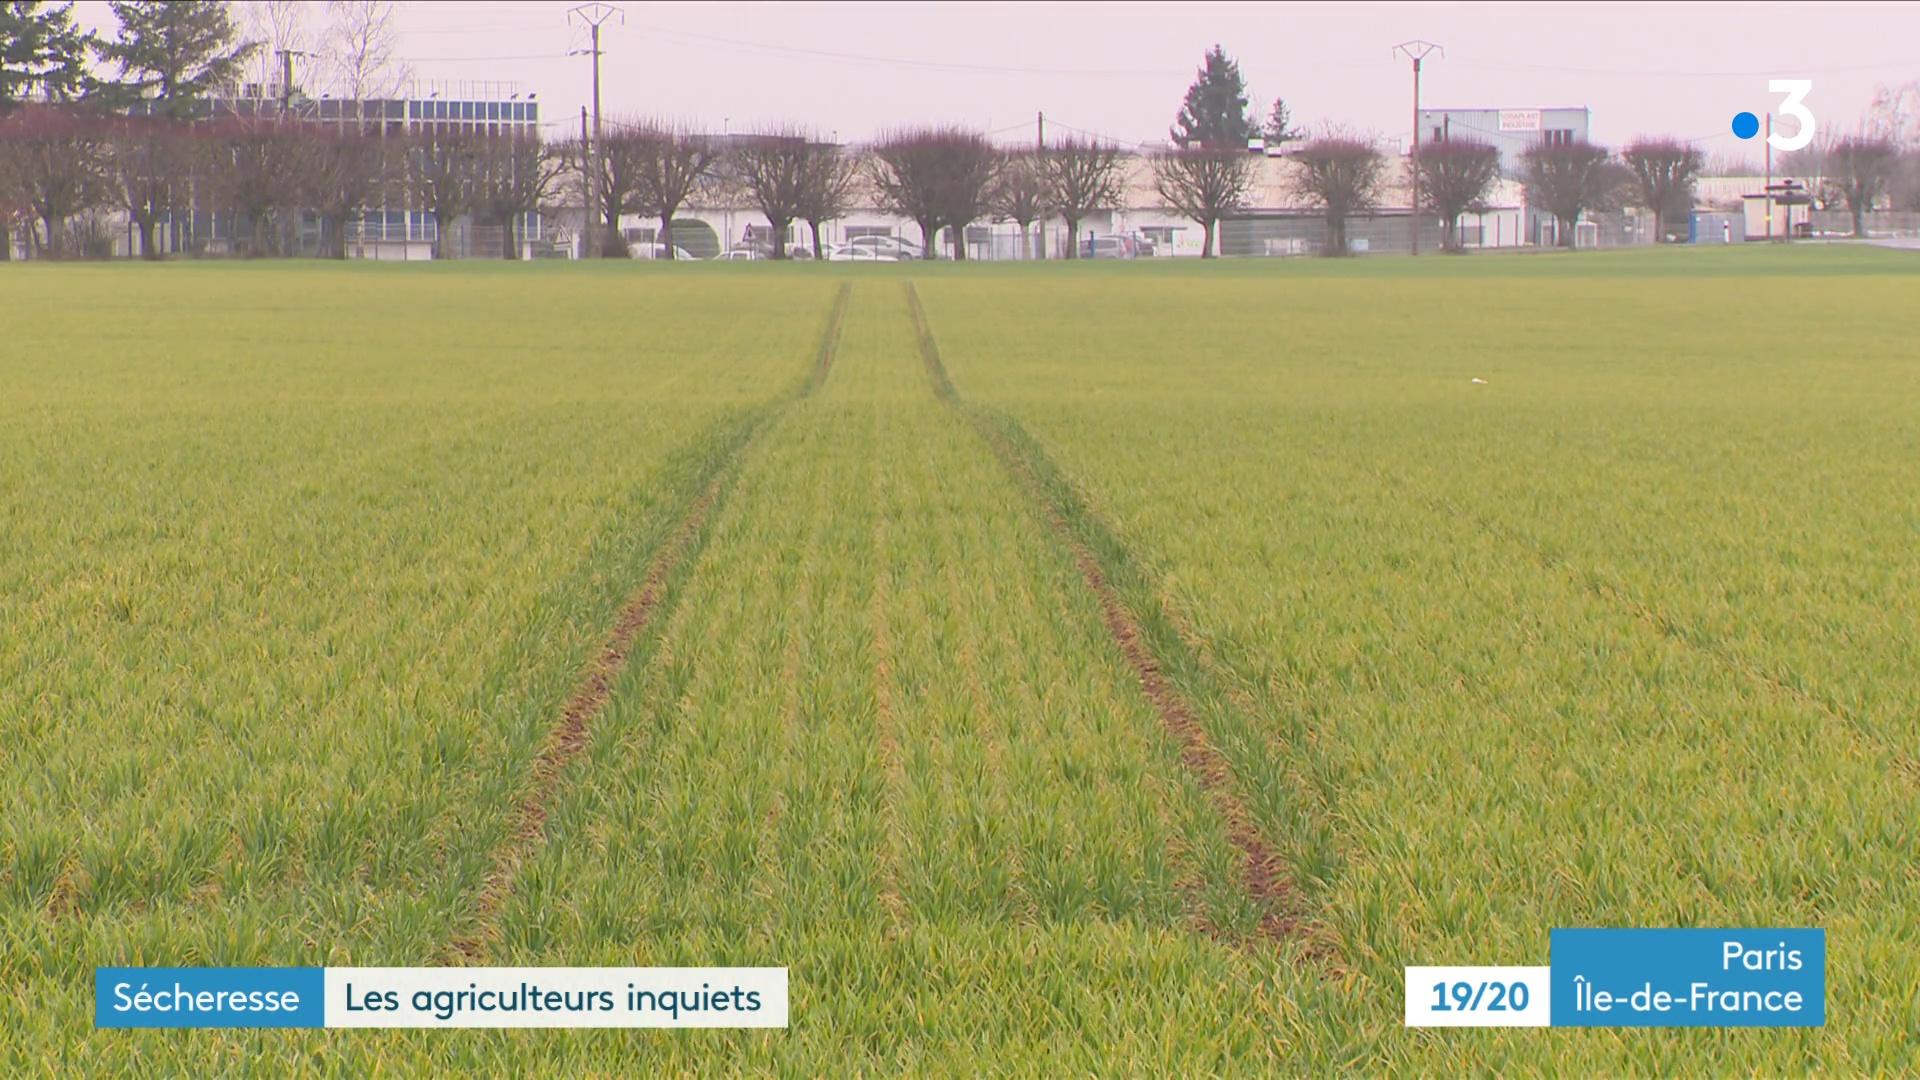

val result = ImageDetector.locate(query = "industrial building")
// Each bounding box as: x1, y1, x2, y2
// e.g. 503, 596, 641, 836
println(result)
118, 81, 548, 260
1415, 106, 1593, 172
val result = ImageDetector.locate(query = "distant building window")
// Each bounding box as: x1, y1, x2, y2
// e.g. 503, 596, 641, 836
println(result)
1543, 129, 1574, 147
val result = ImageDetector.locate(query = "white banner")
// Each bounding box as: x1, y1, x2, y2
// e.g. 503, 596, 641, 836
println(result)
325, 967, 789, 1028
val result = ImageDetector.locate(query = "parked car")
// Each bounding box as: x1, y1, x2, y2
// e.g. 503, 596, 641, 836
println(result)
846, 235, 921, 260
1078, 235, 1138, 259
1127, 232, 1159, 257
825, 244, 899, 262
628, 242, 697, 261
718, 244, 817, 261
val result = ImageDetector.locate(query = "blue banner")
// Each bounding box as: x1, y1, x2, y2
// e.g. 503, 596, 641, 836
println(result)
95, 967, 325, 1029
1550, 929, 1824, 1027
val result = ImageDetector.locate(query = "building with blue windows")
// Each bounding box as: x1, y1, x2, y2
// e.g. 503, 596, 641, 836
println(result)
123, 84, 551, 259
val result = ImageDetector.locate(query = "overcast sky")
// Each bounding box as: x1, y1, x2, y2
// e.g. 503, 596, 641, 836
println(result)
71, 1, 1920, 159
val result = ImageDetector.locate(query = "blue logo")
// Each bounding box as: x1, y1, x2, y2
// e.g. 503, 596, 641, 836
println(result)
1550, 929, 1824, 1027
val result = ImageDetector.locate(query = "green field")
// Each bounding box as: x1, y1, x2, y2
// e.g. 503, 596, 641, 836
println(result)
3, 246, 1916, 1074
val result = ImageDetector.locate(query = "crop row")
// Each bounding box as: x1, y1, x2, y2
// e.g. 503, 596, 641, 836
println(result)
342, 285, 1319, 1073
0, 265, 835, 1072
916, 249, 1920, 1071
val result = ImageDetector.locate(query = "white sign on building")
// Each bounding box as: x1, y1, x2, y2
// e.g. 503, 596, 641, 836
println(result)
1498, 110, 1543, 132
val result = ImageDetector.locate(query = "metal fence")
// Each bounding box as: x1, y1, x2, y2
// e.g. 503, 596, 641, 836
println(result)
1219, 214, 1456, 257
1214, 209, 1659, 256
1808, 210, 1920, 238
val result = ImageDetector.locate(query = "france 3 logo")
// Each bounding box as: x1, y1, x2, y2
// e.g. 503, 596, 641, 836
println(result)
1731, 81, 1814, 152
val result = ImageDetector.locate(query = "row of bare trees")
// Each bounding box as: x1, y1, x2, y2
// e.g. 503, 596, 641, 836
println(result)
1515, 134, 1915, 248
0, 103, 559, 260
18, 104, 1905, 263
0, 106, 1458, 263
578, 122, 1271, 261
1286, 131, 1917, 255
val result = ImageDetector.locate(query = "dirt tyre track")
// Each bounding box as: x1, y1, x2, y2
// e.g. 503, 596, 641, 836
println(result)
903, 281, 1329, 958
445, 284, 851, 962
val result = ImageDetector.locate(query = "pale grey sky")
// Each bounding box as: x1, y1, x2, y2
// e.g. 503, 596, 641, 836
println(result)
72, 1, 1920, 157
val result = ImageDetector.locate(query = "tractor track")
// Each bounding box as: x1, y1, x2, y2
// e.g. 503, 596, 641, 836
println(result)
445, 283, 849, 962
903, 281, 1319, 954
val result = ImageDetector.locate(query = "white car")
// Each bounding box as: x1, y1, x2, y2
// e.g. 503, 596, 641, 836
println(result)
846, 235, 921, 260
715, 248, 765, 261
628, 242, 697, 261
825, 244, 898, 263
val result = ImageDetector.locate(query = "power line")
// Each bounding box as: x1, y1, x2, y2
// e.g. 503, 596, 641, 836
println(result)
318, 51, 569, 63
1451, 56, 1919, 78
632, 24, 1190, 78
1046, 118, 1158, 148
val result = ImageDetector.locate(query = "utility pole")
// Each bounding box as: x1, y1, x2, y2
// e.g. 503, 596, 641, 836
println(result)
569, 3, 623, 258
1036, 110, 1046, 260
1393, 40, 1443, 255
1764, 113, 1773, 241
275, 49, 307, 116
581, 106, 592, 257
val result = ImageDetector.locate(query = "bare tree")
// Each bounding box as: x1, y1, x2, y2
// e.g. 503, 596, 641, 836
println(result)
1865, 80, 1920, 147
1828, 135, 1900, 237
1042, 137, 1122, 259
593, 124, 655, 256
1622, 138, 1704, 243
1152, 146, 1254, 258
1520, 139, 1611, 248
305, 125, 395, 258
0, 104, 109, 259
0, 165, 22, 259
869, 130, 942, 256
476, 131, 561, 259
628, 123, 719, 259
105, 113, 198, 259
796, 142, 857, 259
1703, 150, 1759, 177
409, 131, 482, 259
872, 127, 999, 260
242, 0, 309, 100
1585, 160, 1640, 215
989, 151, 1050, 259
1893, 151, 1920, 213
210, 116, 309, 255
732, 127, 814, 258
1288, 138, 1385, 256
324, 0, 411, 100
1414, 139, 1499, 252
